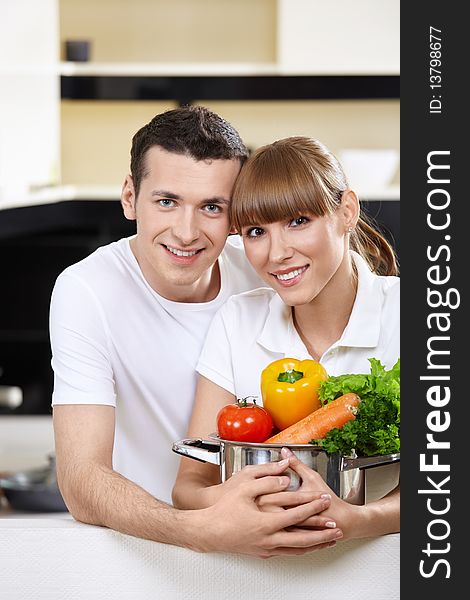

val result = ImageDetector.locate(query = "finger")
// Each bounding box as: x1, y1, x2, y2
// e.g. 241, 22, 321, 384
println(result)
241, 474, 292, 499
236, 459, 290, 480
270, 497, 337, 530
268, 525, 343, 549
281, 448, 334, 493
287, 515, 337, 529
258, 490, 331, 509
265, 540, 338, 557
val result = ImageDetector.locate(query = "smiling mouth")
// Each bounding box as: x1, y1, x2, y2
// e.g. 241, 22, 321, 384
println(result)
164, 245, 201, 257
272, 266, 308, 282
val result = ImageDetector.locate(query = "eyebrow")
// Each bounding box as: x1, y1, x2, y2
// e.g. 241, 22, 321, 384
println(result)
151, 190, 230, 204
151, 190, 181, 200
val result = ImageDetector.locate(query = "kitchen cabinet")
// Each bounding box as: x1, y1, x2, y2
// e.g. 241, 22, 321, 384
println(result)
57, 0, 399, 190
59, 0, 399, 74
0, 0, 60, 203
0, 198, 135, 416
58, 0, 398, 102
277, 0, 399, 75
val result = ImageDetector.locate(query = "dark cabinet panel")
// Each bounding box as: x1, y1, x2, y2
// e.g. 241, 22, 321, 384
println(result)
0, 201, 135, 414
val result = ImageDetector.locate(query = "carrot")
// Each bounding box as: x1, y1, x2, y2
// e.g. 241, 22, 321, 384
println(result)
264, 392, 360, 444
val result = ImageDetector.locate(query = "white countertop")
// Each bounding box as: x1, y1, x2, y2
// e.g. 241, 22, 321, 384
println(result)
0, 509, 399, 600
0, 184, 121, 211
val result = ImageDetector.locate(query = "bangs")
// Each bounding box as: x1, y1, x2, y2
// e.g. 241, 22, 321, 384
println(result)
230, 138, 344, 232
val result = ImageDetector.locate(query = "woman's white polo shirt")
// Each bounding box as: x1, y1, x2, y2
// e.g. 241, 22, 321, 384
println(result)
196, 252, 400, 402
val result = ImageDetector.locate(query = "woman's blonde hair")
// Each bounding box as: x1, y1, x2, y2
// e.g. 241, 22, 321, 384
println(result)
230, 136, 398, 276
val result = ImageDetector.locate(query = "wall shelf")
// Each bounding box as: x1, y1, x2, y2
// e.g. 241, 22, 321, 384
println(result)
61, 73, 399, 103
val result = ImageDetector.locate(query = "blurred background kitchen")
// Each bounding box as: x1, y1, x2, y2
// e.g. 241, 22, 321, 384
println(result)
0, 0, 399, 471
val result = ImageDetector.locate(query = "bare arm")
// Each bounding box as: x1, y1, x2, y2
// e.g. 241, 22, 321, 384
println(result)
53, 404, 194, 544
53, 404, 342, 556
172, 375, 235, 509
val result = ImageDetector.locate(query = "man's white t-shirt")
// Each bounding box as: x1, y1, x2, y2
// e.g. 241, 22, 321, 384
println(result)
50, 235, 262, 503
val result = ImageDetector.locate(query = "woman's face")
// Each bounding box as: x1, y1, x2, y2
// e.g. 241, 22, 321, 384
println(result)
240, 210, 349, 306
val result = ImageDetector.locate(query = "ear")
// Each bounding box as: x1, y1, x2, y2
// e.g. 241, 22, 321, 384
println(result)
121, 175, 137, 221
339, 189, 360, 230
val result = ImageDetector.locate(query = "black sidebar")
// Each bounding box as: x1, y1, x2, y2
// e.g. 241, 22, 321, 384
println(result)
401, 3, 465, 596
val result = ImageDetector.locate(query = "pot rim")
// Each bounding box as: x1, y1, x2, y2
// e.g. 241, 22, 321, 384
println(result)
207, 433, 333, 452
207, 434, 401, 466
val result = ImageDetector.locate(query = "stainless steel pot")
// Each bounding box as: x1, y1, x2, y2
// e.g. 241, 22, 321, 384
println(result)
173, 435, 400, 505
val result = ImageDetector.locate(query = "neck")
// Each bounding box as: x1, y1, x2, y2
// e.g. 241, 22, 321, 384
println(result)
293, 259, 358, 361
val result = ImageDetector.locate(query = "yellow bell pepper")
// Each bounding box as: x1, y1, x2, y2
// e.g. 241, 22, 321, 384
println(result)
260, 358, 328, 431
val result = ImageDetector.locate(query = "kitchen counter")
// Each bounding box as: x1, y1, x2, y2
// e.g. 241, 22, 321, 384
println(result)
0, 508, 399, 600
1, 416, 399, 598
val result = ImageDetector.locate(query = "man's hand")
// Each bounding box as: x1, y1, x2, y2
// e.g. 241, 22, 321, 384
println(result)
190, 468, 343, 558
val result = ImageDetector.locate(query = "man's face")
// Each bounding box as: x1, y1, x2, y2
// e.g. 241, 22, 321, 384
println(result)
122, 146, 241, 302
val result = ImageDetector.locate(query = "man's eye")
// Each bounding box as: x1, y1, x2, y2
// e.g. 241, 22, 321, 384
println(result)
290, 216, 310, 227
158, 199, 175, 207
245, 227, 265, 238
204, 204, 222, 213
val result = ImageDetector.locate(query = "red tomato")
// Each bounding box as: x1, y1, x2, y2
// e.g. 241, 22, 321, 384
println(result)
216, 398, 273, 443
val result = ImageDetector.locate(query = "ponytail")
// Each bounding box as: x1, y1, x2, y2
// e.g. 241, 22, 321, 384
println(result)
352, 214, 399, 276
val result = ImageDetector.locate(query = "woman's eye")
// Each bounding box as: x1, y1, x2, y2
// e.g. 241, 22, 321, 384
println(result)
245, 227, 265, 238
290, 216, 310, 227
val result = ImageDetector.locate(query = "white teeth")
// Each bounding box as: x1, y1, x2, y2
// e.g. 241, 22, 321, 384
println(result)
167, 246, 198, 257
275, 267, 306, 281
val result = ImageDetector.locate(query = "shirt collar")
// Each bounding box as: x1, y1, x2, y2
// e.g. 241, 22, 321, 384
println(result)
257, 293, 292, 354
257, 251, 383, 354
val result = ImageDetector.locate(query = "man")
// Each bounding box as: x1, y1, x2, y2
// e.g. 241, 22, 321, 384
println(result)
50, 106, 342, 557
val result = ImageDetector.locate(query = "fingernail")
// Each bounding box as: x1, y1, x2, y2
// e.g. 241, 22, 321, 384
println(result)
325, 521, 336, 528
278, 476, 290, 486
335, 530, 343, 539
281, 447, 294, 458
278, 458, 289, 467
320, 493, 331, 500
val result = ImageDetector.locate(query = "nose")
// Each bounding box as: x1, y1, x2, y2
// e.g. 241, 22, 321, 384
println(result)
268, 231, 294, 264
172, 209, 200, 245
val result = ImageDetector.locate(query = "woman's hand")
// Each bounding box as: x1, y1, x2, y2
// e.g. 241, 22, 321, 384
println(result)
273, 447, 399, 540
281, 447, 368, 539
257, 448, 363, 539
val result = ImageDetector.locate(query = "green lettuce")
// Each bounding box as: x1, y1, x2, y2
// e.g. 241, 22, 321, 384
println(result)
311, 358, 400, 456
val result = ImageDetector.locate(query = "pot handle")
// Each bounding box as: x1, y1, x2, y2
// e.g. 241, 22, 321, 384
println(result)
341, 452, 400, 471
172, 438, 222, 465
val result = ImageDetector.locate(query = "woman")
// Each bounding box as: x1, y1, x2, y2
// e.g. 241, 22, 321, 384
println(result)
172, 137, 400, 541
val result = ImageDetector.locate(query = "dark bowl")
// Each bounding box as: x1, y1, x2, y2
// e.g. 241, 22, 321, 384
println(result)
0, 458, 68, 512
